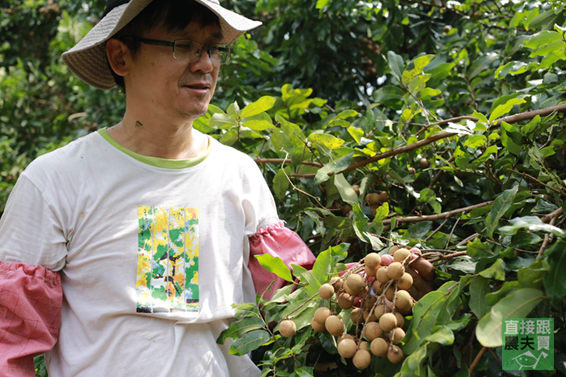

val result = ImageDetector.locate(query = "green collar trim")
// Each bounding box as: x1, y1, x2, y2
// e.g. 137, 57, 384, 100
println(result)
98, 128, 211, 169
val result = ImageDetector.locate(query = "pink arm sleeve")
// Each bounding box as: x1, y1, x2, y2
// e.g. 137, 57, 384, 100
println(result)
0, 262, 62, 377
248, 221, 316, 299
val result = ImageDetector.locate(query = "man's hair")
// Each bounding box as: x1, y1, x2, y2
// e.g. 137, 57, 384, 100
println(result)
105, 0, 221, 90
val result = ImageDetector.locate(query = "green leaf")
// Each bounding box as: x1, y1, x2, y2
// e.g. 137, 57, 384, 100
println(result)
217, 316, 265, 344
347, 125, 364, 144
241, 96, 276, 118
424, 326, 454, 345
229, 329, 271, 355
273, 168, 289, 201
334, 173, 358, 205
499, 216, 565, 238
476, 288, 544, 347
315, 0, 329, 9
485, 185, 518, 238
210, 113, 237, 129
312, 248, 331, 284
308, 133, 345, 149
469, 277, 489, 319
489, 97, 526, 122
466, 238, 494, 258
543, 240, 566, 299
243, 112, 275, 131
478, 259, 505, 281
254, 254, 293, 282
291, 264, 321, 292
387, 51, 404, 80
463, 134, 486, 149
295, 366, 314, 377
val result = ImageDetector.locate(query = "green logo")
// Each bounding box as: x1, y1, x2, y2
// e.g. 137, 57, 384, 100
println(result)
502, 318, 554, 371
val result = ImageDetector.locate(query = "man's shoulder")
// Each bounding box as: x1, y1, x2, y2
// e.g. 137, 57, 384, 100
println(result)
209, 138, 258, 167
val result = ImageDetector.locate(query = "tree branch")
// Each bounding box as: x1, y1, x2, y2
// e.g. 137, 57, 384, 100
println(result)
382, 201, 493, 224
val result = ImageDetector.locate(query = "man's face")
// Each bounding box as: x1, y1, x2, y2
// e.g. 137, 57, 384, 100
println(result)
125, 20, 222, 122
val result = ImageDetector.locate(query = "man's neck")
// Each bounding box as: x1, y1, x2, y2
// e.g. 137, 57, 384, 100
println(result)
107, 114, 208, 160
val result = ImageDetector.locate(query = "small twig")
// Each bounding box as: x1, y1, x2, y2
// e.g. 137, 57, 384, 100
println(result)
538, 215, 557, 258
424, 218, 449, 242
541, 207, 563, 223
469, 346, 487, 374
255, 158, 323, 167
509, 169, 565, 195
457, 232, 481, 247
428, 251, 468, 263
382, 201, 493, 224
446, 218, 461, 248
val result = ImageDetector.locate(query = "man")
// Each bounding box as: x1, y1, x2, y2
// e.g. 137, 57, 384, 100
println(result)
0, 1, 315, 376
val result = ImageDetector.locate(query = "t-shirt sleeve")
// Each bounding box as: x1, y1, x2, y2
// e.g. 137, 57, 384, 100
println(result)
0, 173, 67, 271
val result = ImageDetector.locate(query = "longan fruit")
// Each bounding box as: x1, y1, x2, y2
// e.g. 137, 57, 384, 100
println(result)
330, 276, 343, 291
393, 248, 411, 263
419, 158, 430, 169
390, 327, 405, 344
364, 252, 381, 269
314, 307, 331, 324
359, 341, 369, 351
350, 307, 363, 324
345, 274, 364, 296
408, 167, 416, 175
379, 312, 397, 332
364, 264, 377, 277
389, 245, 401, 255
338, 333, 355, 344
325, 315, 345, 337
394, 312, 405, 328
394, 290, 413, 314
353, 349, 372, 369
376, 266, 389, 283
337, 292, 353, 309
384, 285, 395, 301
386, 262, 405, 280
319, 283, 335, 299
397, 272, 413, 290
370, 337, 388, 357
377, 191, 389, 202
279, 320, 296, 338
387, 344, 404, 364
311, 318, 325, 332
365, 193, 380, 205
373, 304, 387, 320
363, 321, 382, 341
372, 280, 384, 294
337, 338, 357, 358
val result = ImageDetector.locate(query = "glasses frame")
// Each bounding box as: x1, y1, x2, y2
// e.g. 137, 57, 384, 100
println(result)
124, 36, 231, 64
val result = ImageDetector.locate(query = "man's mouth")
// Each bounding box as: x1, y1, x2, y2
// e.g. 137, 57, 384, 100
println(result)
183, 83, 210, 90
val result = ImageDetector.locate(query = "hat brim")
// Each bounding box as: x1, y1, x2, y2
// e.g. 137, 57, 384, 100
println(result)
62, 0, 261, 90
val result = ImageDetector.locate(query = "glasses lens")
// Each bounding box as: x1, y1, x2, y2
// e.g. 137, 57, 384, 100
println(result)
173, 40, 229, 64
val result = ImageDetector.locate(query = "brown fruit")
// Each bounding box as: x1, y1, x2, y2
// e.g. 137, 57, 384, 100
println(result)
394, 290, 413, 314
337, 292, 353, 309
387, 345, 404, 364
365, 193, 380, 205
373, 304, 387, 320
345, 274, 364, 296
377, 191, 389, 202
353, 349, 372, 369
397, 272, 413, 290
384, 285, 395, 301
372, 280, 384, 295
311, 318, 325, 332
352, 184, 361, 195
365, 252, 381, 269
337, 338, 357, 358
388, 245, 401, 255
379, 312, 397, 332
363, 321, 382, 341
370, 337, 388, 357
364, 264, 377, 277
319, 283, 335, 299
418, 157, 430, 169
330, 276, 343, 291
390, 327, 405, 344
359, 341, 369, 351
376, 266, 389, 283
386, 262, 405, 280
314, 307, 332, 324
325, 315, 345, 337
393, 248, 411, 263
350, 307, 363, 324
338, 333, 355, 344
394, 312, 405, 328
279, 320, 296, 338
408, 167, 416, 175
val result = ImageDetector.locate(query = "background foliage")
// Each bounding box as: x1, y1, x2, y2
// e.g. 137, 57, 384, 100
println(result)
1, 0, 565, 376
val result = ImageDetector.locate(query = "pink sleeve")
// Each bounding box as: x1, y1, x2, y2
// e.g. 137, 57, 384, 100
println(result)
0, 262, 62, 377
248, 221, 316, 299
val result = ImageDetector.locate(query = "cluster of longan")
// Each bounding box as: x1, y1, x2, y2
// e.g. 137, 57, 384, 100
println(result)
288, 246, 421, 370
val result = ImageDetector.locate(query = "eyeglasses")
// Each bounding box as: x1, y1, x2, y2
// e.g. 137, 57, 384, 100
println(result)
127, 36, 230, 64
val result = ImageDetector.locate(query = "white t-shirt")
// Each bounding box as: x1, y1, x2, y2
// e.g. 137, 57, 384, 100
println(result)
0, 129, 278, 377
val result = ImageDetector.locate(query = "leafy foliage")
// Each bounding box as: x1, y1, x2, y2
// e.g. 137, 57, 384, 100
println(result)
1, 0, 565, 376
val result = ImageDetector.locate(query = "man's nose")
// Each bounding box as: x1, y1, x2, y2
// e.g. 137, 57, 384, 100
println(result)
190, 48, 214, 72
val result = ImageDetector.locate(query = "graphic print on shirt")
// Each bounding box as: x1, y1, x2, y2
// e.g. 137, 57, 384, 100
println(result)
136, 206, 200, 313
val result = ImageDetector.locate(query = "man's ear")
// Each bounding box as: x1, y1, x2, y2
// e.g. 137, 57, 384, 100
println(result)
106, 38, 130, 77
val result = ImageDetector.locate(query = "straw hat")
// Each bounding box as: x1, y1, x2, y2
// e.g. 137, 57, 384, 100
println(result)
62, 0, 262, 90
